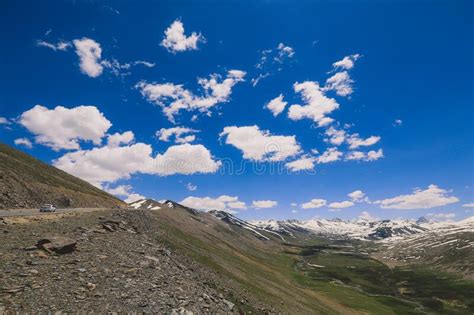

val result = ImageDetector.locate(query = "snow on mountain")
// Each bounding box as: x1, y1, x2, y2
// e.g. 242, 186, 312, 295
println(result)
376, 217, 474, 274
128, 199, 163, 210
251, 217, 473, 241
209, 210, 279, 241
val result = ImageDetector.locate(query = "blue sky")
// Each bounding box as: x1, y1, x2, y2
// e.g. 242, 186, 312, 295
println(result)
0, 0, 473, 221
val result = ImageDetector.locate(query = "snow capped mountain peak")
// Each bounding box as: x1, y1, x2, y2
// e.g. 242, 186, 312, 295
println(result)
250, 217, 474, 241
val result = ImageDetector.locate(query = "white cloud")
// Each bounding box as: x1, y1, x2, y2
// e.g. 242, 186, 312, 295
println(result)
161, 19, 204, 53
285, 156, 316, 172
329, 201, 354, 209
156, 127, 199, 144
19, 105, 112, 151
393, 119, 403, 126
348, 190, 369, 203
137, 70, 245, 122
227, 200, 247, 210
73, 38, 103, 78
14, 138, 33, 148
251, 73, 270, 87
367, 149, 384, 161
375, 184, 459, 209
358, 211, 378, 221
180, 195, 246, 213
37, 40, 71, 51
276, 43, 295, 60
316, 148, 343, 164
252, 200, 278, 209
186, 182, 197, 191
325, 127, 346, 146
325, 71, 354, 97
100, 58, 131, 76
347, 134, 381, 149
134, 60, 155, 68
0, 117, 11, 125
345, 149, 384, 162
105, 184, 145, 203
265, 94, 287, 117
288, 81, 339, 127
290, 202, 298, 207
332, 54, 361, 70
301, 199, 327, 209
426, 212, 456, 220
54, 142, 221, 186
462, 203, 474, 208
107, 131, 134, 147
252, 43, 295, 86
220, 125, 301, 162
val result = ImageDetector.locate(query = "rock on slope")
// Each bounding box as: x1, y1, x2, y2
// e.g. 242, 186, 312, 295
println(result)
0, 210, 247, 313
0, 143, 125, 209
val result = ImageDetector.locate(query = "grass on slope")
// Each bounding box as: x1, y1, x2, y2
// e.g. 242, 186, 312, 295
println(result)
293, 243, 474, 315
0, 143, 124, 208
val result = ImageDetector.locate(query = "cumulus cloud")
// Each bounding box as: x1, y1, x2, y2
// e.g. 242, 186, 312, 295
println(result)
161, 19, 204, 53
105, 184, 145, 203
324, 128, 381, 154
288, 81, 339, 127
220, 125, 301, 162
301, 199, 327, 209
137, 70, 245, 122
180, 195, 246, 213
54, 142, 221, 186
348, 190, 370, 203
325, 71, 354, 97
107, 131, 134, 147
347, 134, 381, 149
19, 105, 112, 151
285, 156, 316, 172
324, 54, 361, 97
332, 54, 361, 70
462, 203, 474, 208
37, 40, 71, 51
265, 94, 287, 117
316, 148, 343, 164
345, 149, 384, 162
325, 127, 346, 146
156, 127, 199, 144
252, 200, 278, 209
40, 37, 152, 77
329, 201, 354, 209
186, 182, 197, 191
14, 138, 33, 149
73, 38, 104, 78
375, 184, 459, 209
276, 43, 295, 61
393, 119, 403, 126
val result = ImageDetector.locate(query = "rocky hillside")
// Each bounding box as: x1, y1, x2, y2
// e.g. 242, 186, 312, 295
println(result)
0, 210, 259, 313
0, 143, 125, 209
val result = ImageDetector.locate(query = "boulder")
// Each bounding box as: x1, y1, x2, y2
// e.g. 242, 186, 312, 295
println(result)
36, 236, 77, 254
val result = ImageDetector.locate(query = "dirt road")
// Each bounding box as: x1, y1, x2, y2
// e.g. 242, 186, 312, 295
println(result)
0, 208, 112, 217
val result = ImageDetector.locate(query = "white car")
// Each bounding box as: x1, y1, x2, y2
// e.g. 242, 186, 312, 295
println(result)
39, 204, 56, 212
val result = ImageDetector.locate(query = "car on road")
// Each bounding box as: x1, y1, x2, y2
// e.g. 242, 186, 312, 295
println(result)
39, 204, 56, 212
